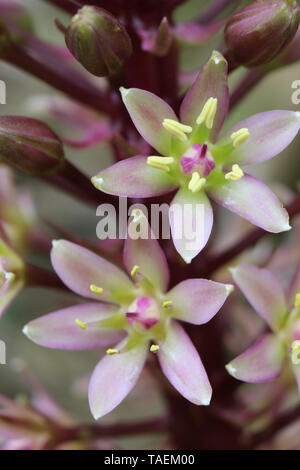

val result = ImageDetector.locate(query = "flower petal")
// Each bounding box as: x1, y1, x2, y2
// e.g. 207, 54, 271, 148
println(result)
158, 321, 212, 405
120, 87, 178, 155
23, 303, 124, 350
167, 279, 233, 325
169, 187, 213, 263
51, 240, 134, 304
226, 111, 300, 166
230, 264, 288, 331
92, 155, 176, 198
209, 173, 291, 233
123, 212, 170, 292
88, 340, 148, 419
226, 334, 285, 383
180, 50, 229, 139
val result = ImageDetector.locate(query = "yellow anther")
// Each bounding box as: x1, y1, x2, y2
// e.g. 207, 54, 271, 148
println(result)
291, 340, 300, 365
162, 119, 192, 142
75, 319, 88, 330
131, 265, 140, 277
295, 293, 300, 308
188, 172, 206, 193
225, 164, 244, 181
231, 128, 250, 147
162, 300, 173, 308
106, 348, 119, 356
150, 344, 160, 353
196, 97, 218, 129
90, 284, 104, 294
147, 156, 174, 172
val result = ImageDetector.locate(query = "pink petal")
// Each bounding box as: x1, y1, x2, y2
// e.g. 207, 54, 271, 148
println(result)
88, 340, 148, 419
92, 155, 176, 198
120, 87, 178, 155
167, 279, 233, 325
158, 321, 212, 405
169, 187, 213, 263
51, 240, 134, 304
230, 264, 288, 331
226, 334, 285, 383
180, 50, 229, 139
23, 302, 124, 350
209, 173, 291, 233
123, 214, 170, 292
226, 111, 300, 166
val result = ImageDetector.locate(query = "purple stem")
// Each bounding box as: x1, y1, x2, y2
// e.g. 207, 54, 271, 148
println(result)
197, 0, 240, 23
41, 160, 118, 208
55, 416, 170, 442
26, 264, 68, 290
6, 39, 117, 116
230, 67, 267, 110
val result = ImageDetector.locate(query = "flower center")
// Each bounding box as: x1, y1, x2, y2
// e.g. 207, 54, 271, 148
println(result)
126, 296, 160, 332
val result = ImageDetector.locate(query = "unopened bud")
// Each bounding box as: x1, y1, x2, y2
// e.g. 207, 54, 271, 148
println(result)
0, 116, 64, 175
65, 6, 132, 77
225, 0, 300, 67
139, 17, 173, 57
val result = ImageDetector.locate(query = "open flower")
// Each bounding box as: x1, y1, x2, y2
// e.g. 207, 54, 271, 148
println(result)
226, 262, 300, 396
91, 50, 300, 263
23, 210, 233, 419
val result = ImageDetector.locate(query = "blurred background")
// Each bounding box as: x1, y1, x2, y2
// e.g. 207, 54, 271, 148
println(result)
0, 0, 299, 449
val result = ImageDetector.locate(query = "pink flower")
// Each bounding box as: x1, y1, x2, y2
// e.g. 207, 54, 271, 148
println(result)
91, 50, 300, 263
226, 262, 300, 396
23, 210, 233, 419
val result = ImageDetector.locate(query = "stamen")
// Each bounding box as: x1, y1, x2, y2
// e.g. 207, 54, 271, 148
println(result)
295, 293, 300, 308
106, 348, 119, 356
150, 344, 160, 353
196, 97, 218, 129
75, 319, 88, 330
231, 128, 250, 147
188, 172, 206, 193
162, 300, 173, 308
225, 164, 244, 181
291, 340, 300, 365
90, 284, 104, 294
162, 119, 192, 142
131, 265, 140, 277
147, 156, 174, 172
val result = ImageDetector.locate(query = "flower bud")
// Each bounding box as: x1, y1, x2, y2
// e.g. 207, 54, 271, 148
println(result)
0, 116, 64, 175
65, 6, 132, 77
225, 0, 300, 67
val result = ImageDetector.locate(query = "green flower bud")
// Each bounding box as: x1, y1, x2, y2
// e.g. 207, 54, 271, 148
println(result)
225, 0, 300, 67
65, 6, 132, 77
0, 116, 64, 175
